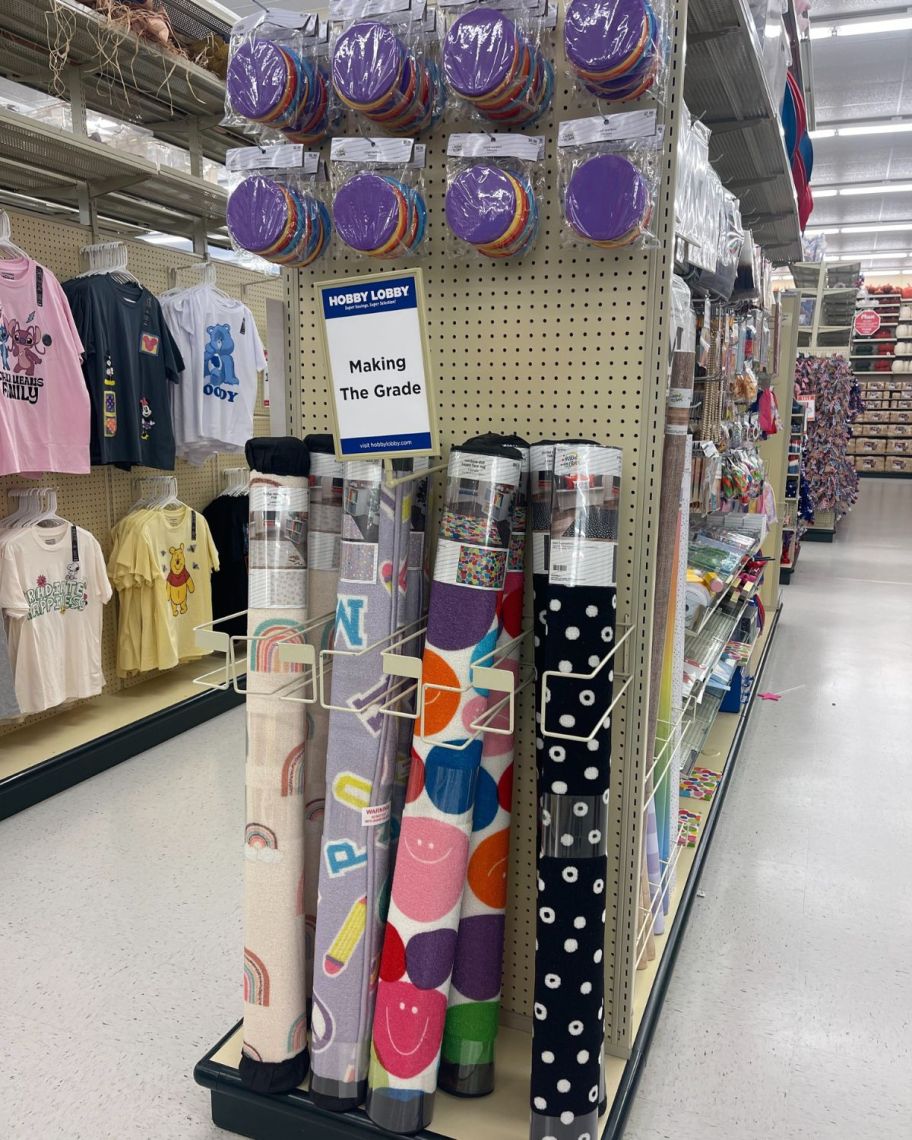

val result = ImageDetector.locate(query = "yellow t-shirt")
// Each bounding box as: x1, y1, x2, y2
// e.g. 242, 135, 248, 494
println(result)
135, 505, 220, 663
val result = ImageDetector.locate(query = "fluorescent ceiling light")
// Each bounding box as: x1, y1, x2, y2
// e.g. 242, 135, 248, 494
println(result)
839, 182, 912, 196
841, 223, 912, 234
810, 123, 912, 138
809, 16, 912, 39
805, 227, 841, 235
838, 252, 912, 261
811, 188, 838, 197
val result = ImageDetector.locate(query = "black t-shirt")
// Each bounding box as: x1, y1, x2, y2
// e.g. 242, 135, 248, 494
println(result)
203, 494, 249, 637
62, 275, 184, 470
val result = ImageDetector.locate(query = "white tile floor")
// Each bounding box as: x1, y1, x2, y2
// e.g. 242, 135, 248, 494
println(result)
1, 478, 910, 1139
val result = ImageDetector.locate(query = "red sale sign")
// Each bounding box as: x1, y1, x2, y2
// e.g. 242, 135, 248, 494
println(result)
854, 309, 881, 337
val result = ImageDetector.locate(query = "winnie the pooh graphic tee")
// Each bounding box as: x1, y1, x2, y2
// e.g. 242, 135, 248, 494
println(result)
62, 274, 183, 470
0, 257, 90, 476
0, 523, 111, 714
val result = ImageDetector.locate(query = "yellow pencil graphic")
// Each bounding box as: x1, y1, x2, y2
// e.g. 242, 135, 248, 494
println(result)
324, 896, 367, 976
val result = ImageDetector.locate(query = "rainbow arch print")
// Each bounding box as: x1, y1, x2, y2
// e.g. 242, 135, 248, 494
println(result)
281, 745, 307, 797
245, 822, 278, 851
305, 798, 325, 824
243, 948, 271, 1007
287, 1011, 308, 1056
249, 618, 306, 674
241, 1042, 263, 1062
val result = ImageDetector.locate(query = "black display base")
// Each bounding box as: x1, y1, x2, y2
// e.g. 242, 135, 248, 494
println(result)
0, 686, 243, 821
857, 470, 912, 478
195, 609, 782, 1140
780, 565, 794, 584
804, 527, 835, 543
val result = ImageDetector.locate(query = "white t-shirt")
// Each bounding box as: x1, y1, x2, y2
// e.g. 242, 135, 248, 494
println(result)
0, 522, 112, 714
161, 285, 265, 463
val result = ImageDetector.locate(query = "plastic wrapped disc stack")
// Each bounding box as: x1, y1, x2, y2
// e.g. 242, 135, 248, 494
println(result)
332, 20, 443, 135
227, 176, 331, 267
333, 172, 427, 257
227, 36, 330, 145
564, 153, 652, 249
442, 8, 553, 126
564, 0, 661, 101
445, 164, 539, 259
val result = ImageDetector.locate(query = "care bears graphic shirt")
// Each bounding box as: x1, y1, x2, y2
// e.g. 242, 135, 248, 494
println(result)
160, 284, 265, 464
62, 274, 184, 470
0, 257, 90, 476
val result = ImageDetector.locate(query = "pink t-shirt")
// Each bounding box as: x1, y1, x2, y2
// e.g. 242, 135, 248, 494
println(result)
0, 257, 90, 476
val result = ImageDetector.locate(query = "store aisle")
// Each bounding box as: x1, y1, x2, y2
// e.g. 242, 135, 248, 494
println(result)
0, 707, 245, 1139
625, 477, 912, 1140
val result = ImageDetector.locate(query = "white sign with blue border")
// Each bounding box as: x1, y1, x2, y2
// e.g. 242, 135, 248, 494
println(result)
317, 270, 439, 460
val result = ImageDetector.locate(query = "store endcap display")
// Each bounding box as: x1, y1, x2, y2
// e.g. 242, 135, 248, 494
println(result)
225, 10, 333, 147
558, 111, 662, 251
330, 137, 428, 258
227, 146, 333, 267
330, 2, 446, 136
564, 0, 667, 103
445, 134, 544, 260
440, 1, 555, 127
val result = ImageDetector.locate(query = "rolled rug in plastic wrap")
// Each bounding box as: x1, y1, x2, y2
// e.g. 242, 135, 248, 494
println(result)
530, 442, 622, 1140
440, 434, 529, 1098
310, 460, 414, 1111
240, 437, 312, 1093
302, 436, 345, 1008
366, 440, 523, 1134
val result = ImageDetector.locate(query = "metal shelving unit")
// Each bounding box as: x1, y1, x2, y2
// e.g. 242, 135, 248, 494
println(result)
0, 0, 242, 163
684, 0, 802, 264
0, 106, 227, 243
781, 403, 807, 582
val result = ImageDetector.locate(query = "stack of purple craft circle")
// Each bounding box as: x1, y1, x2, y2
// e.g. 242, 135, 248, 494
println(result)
564, 153, 653, 248
331, 21, 443, 135
564, 0, 661, 101
445, 164, 539, 259
227, 176, 331, 267
227, 36, 330, 145
442, 7, 553, 126
332, 173, 427, 257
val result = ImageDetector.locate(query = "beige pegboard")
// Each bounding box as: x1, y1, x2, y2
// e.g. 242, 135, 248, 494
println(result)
286, 8, 686, 1055
0, 208, 282, 737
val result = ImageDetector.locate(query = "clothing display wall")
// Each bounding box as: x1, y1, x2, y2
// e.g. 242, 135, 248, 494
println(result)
240, 437, 312, 1093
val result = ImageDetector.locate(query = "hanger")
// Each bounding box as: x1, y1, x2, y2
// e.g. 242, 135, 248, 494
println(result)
0, 211, 28, 261
76, 242, 140, 285
29, 488, 69, 529
220, 467, 248, 497
0, 488, 36, 529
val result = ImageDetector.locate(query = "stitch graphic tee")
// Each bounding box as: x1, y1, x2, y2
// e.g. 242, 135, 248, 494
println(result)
62, 275, 184, 470
0, 257, 90, 476
161, 285, 265, 464
0, 523, 111, 714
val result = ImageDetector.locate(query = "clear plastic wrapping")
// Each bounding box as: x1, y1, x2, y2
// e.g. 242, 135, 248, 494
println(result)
440, 0, 555, 127
557, 110, 662, 250
674, 105, 710, 254
224, 10, 333, 147
329, 0, 446, 136
548, 442, 622, 588
444, 133, 544, 260
563, 0, 668, 105
226, 145, 332, 267
330, 137, 428, 258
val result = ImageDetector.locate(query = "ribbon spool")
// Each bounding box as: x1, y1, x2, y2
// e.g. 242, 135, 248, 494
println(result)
228, 37, 330, 145
445, 164, 539, 259
564, 153, 652, 248
332, 20, 442, 136
227, 176, 331, 268
332, 172, 427, 257
443, 8, 553, 126
564, 0, 661, 101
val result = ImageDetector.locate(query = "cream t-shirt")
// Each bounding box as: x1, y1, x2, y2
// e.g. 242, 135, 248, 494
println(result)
0, 522, 112, 714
